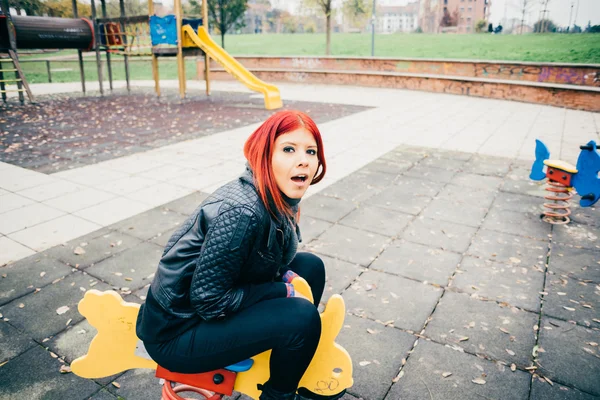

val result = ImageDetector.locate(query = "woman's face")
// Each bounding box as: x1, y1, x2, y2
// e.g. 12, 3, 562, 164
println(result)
271, 127, 319, 199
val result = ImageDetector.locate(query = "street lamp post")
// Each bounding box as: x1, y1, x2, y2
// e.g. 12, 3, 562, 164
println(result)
371, 0, 377, 57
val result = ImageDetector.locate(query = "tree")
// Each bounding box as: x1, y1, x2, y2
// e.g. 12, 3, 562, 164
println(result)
342, 0, 371, 31
439, 7, 458, 27
8, 0, 46, 15
45, 0, 91, 17
516, 0, 534, 34
475, 20, 487, 33
206, 0, 248, 48
534, 19, 556, 32
304, 0, 333, 55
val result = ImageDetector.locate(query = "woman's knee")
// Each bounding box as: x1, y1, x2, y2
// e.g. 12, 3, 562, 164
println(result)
284, 298, 322, 340
294, 252, 325, 280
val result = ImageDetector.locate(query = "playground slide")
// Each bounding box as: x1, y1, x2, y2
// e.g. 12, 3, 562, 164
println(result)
183, 25, 282, 110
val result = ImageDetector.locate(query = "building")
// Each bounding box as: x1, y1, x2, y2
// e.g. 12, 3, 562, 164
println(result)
419, 0, 491, 33
444, 0, 491, 33
377, 2, 419, 33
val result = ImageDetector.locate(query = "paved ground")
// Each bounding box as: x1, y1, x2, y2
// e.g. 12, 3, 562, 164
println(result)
0, 81, 599, 400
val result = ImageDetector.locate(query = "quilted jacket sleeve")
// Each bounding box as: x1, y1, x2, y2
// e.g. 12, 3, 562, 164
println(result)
189, 205, 286, 320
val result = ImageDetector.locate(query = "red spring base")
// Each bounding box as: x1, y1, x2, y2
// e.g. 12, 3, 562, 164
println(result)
161, 380, 224, 400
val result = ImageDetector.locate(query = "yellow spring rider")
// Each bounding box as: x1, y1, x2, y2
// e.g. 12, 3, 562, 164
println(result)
71, 277, 353, 400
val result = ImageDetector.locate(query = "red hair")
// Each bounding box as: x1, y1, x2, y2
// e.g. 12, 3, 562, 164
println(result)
244, 110, 326, 220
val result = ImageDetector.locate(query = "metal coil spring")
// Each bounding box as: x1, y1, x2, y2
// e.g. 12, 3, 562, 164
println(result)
161, 381, 222, 400
541, 181, 573, 224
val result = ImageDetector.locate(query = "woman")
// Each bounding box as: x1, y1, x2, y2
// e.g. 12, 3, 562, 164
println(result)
136, 110, 342, 400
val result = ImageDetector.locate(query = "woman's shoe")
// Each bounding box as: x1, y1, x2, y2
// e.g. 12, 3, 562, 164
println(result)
295, 388, 347, 400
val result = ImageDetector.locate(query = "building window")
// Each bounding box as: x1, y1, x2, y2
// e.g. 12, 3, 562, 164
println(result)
467, 26, 471, 31
467, 17, 471, 22
460, 7, 464, 12
468, 7, 472, 11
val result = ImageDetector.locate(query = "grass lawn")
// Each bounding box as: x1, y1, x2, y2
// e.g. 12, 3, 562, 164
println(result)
221, 33, 600, 63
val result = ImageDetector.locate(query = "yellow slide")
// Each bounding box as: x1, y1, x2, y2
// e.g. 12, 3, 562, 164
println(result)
182, 25, 282, 110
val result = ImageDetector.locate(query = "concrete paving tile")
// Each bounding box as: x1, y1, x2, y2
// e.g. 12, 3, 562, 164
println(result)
8, 215, 102, 252
463, 155, 511, 177
88, 389, 119, 400
44, 187, 117, 213
549, 243, 600, 283
74, 197, 152, 226
369, 177, 442, 216
502, 168, 545, 196
380, 147, 428, 163
48, 319, 98, 364
0, 236, 35, 266
452, 256, 545, 312
338, 205, 413, 237
436, 183, 497, 208
422, 197, 489, 228
318, 254, 363, 303
467, 229, 548, 267
0, 202, 66, 235
403, 216, 478, 253
0, 167, 57, 192
482, 207, 552, 241
530, 378, 599, 400
371, 240, 461, 286
110, 208, 186, 241
404, 165, 457, 183
552, 223, 600, 251
85, 242, 163, 291
125, 183, 196, 208
492, 191, 543, 213
449, 172, 504, 191
0, 320, 36, 363
16, 179, 85, 202
386, 339, 531, 400
307, 225, 390, 267
53, 165, 130, 186
420, 155, 468, 172
0, 272, 111, 341
299, 194, 357, 223
359, 158, 413, 176
0, 255, 72, 306
344, 270, 442, 332
537, 316, 600, 397
543, 274, 599, 326
0, 346, 101, 400
425, 291, 539, 367
569, 203, 600, 228
320, 169, 397, 203
0, 192, 34, 214
94, 175, 158, 195
336, 314, 416, 400
149, 227, 177, 248
43, 230, 142, 269
162, 191, 209, 216
298, 216, 334, 245
105, 368, 162, 400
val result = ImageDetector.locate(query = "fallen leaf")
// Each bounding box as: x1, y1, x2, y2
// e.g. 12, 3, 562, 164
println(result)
472, 378, 486, 385
74, 247, 86, 255
506, 349, 516, 356
114, 272, 123, 276
459, 336, 469, 342
583, 348, 595, 355
510, 364, 516, 372
0, 361, 7, 367
366, 328, 380, 335
49, 352, 58, 358
587, 342, 598, 347
56, 306, 70, 315
543, 376, 553, 386
359, 361, 372, 367
18, 303, 24, 309
112, 382, 121, 389
442, 372, 452, 378
562, 306, 575, 311
40, 272, 46, 277
509, 257, 521, 264
499, 327, 510, 334
59, 365, 71, 374
66, 318, 72, 326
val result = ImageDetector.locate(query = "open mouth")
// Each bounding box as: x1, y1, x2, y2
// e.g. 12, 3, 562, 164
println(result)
291, 174, 308, 183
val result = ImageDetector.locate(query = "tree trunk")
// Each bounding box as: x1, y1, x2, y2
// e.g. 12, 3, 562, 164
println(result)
326, 13, 331, 55
221, 30, 225, 48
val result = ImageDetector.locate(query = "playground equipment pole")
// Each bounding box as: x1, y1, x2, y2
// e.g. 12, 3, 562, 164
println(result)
90, 0, 104, 95
148, 0, 160, 96
119, 0, 131, 92
203, 0, 210, 96
175, 0, 186, 98
71, 0, 86, 93
100, 0, 114, 90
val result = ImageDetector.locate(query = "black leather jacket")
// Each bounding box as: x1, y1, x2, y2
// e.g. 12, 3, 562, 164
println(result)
149, 168, 300, 321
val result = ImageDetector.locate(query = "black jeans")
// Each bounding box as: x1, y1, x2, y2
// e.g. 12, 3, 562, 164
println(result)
145, 252, 326, 394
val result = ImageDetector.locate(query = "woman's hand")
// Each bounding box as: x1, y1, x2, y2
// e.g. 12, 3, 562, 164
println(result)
293, 290, 311, 302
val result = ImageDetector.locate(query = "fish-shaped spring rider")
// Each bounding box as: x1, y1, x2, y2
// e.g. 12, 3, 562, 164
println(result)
71, 277, 353, 400
530, 139, 600, 224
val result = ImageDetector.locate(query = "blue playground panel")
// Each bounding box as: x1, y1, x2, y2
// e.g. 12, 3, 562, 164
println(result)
150, 15, 202, 46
